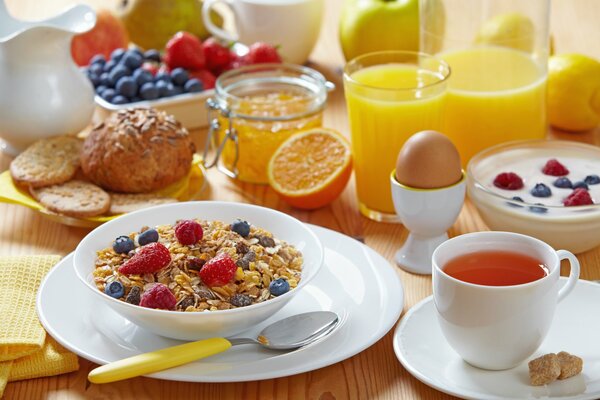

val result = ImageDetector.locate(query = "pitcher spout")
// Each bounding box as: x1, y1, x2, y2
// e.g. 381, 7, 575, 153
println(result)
0, 1, 95, 43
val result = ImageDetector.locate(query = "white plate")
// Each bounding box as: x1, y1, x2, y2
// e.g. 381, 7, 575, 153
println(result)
394, 278, 600, 400
37, 224, 404, 382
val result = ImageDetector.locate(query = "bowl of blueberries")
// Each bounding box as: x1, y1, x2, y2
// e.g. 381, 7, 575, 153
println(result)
85, 47, 213, 129
467, 139, 600, 254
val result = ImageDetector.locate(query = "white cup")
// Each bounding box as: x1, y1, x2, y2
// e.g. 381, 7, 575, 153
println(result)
432, 231, 580, 370
202, 0, 323, 65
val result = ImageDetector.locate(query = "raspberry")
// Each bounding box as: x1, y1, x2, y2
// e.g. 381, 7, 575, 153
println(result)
493, 172, 524, 190
199, 253, 237, 287
139, 283, 177, 310
118, 242, 171, 275
174, 220, 203, 245
563, 188, 594, 206
542, 159, 569, 176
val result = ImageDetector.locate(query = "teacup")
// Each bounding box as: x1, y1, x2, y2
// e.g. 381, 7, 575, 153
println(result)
432, 231, 580, 370
202, 0, 323, 64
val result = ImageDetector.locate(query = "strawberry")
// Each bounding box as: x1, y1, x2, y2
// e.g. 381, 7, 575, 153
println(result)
189, 69, 216, 90
118, 242, 171, 275
199, 253, 237, 287
139, 283, 177, 310
245, 42, 282, 64
202, 37, 232, 73
164, 31, 205, 70
174, 220, 203, 245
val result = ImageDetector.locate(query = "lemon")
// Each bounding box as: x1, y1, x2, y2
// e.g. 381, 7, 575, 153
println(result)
475, 13, 534, 52
548, 54, 600, 132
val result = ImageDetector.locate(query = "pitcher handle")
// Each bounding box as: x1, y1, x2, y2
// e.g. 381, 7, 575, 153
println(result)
202, 0, 238, 43
556, 249, 580, 303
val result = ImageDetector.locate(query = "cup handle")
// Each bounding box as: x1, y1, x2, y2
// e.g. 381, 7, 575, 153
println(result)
202, 0, 238, 43
556, 249, 580, 303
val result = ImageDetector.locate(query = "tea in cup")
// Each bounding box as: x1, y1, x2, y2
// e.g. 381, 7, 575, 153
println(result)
432, 231, 580, 370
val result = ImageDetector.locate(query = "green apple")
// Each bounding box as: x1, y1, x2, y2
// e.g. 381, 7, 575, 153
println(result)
339, 0, 445, 61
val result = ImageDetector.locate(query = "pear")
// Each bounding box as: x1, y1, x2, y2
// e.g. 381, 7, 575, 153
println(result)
118, 0, 223, 50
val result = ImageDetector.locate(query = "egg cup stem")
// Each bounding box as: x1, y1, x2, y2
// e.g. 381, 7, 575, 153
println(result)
395, 233, 448, 274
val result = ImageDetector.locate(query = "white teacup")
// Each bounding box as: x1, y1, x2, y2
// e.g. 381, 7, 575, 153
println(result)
432, 231, 580, 370
202, 0, 323, 64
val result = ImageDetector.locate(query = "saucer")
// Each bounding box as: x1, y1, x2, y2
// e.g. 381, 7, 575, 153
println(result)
37, 224, 404, 382
393, 278, 600, 400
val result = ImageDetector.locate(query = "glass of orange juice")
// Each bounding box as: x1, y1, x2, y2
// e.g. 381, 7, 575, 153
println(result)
343, 51, 450, 222
420, 0, 550, 165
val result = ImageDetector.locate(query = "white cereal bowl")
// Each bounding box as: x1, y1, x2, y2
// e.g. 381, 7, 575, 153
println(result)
73, 201, 323, 341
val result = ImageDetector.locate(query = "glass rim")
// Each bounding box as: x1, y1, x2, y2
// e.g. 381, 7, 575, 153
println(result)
343, 50, 451, 92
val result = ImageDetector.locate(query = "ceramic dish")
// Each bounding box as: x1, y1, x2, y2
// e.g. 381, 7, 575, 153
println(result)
394, 278, 600, 400
0, 154, 206, 228
38, 225, 404, 381
73, 201, 324, 341
467, 140, 600, 253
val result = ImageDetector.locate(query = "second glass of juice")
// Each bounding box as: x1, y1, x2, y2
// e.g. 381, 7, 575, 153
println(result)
344, 51, 450, 222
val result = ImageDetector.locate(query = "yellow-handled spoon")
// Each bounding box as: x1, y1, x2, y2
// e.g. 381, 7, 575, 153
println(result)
88, 311, 339, 384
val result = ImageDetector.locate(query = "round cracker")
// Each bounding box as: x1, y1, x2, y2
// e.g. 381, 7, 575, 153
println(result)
10, 136, 82, 188
31, 180, 110, 218
109, 193, 177, 215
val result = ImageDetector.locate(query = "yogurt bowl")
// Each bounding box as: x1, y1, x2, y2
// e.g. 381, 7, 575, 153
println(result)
73, 201, 323, 340
467, 140, 600, 254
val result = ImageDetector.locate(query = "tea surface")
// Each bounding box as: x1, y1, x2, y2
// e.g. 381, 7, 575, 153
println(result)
443, 250, 549, 286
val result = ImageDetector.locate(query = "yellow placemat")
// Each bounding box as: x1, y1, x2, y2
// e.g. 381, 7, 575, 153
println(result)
0, 255, 79, 397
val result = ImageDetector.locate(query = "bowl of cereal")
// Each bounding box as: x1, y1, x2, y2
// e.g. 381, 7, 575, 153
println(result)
73, 201, 323, 340
467, 140, 600, 254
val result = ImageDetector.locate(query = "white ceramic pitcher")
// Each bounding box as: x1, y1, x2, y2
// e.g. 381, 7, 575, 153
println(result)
0, 1, 96, 155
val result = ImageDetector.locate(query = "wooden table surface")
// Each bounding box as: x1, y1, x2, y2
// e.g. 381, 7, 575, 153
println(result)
2, 0, 600, 399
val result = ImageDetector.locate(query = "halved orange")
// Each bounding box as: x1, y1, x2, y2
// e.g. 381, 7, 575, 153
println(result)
267, 128, 352, 209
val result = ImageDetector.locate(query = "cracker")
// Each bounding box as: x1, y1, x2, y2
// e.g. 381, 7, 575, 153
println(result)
31, 180, 110, 218
557, 351, 583, 380
108, 193, 177, 215
10, 136, 82, 188
528, 353, 561, 386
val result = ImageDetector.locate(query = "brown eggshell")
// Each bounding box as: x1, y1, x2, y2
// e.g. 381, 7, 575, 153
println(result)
395, 131, 462, 189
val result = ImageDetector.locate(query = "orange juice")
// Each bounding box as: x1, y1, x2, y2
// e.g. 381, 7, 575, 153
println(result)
442, 46, 547, 165
345, 64, 447, 217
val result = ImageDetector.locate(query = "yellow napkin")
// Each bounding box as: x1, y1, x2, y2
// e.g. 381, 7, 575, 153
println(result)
0, 255, 79, 397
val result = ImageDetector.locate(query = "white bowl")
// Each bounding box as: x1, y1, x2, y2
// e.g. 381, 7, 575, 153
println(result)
73, 201, 323, 340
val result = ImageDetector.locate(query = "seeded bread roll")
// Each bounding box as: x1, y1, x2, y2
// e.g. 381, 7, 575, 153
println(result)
81, 108, 195, 193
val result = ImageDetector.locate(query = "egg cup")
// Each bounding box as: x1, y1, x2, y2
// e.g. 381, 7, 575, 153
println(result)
390, 170, 466, 274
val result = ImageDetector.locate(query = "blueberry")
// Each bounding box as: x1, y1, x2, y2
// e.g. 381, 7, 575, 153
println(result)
110, 48, 126, 62
508, 196, 525, 208
100, 88, 116, 102
139, 82, 159, 100
584, 174, 600, 185
111, 95, 129, 105
108, 65, 130, 87
95, 85, 107, 95
553, 177, 572, 189
144, 49, 161, 62
138, 229, 159, 245
171, 85, 183, 96
154, 71, 171, 83
104, 281, 125, 299
184, 78, 203, 93
130, 47, 144, 59
529, 203, 548, 214
88, 74, 101, 87
269, 278, 290, 296
164, 83, 177, 97
132, 68, 153, 86
231, 219, 251, 237
99, 72, 111, 87
103, 60, 116, 73
530, 183, 552, 198
89, 63, 103, 76
130, 96, 142, 103
170, 68, 189, 86
116, 76, 138, 98
573, 181, 589, 190
156, 80, 171, 97
113, 235, 135, 254
121, 51, 143, 70
90, 54, 106, 66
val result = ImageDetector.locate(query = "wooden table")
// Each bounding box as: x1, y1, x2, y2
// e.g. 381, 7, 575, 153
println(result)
2, 0, 600, 398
